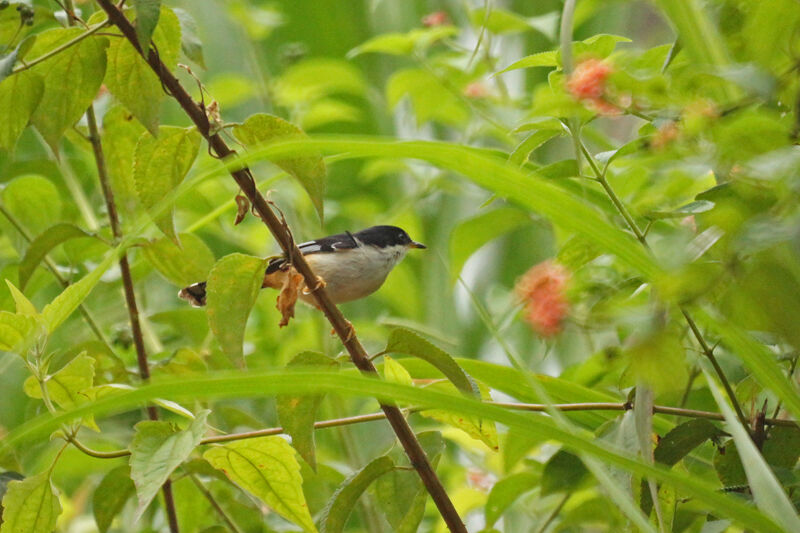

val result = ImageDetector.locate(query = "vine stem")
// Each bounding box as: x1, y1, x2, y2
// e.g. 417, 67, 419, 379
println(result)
94, 2, 466, 531
66, 401, 800, 461
577, 139, 750, 430
188, 475, 245, 533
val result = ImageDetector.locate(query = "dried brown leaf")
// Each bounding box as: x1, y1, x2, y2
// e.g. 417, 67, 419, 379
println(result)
277, 268, 303, 327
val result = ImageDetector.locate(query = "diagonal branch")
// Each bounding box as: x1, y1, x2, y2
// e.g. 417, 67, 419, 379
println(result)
94, 2, 465, 531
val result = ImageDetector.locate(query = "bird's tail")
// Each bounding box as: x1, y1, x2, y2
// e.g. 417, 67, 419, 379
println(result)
178, 282, 207, 307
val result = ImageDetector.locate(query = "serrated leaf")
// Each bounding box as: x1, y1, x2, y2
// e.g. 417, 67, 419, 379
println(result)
386, 328, 478, 397
41, 250, 117, 334
541, 450, 589, 495
485, 472, 539, 527
129, 410, 208, 519
92, 465, 135, 533
0, 311, 38, 355
173, 8, 205, 68
142, 233, 215, 287
133, 126, 201, 242
133, 0, 161, 50
23, 353, 94, 409
19, 223, 95, 290
233, 113, 326, 221
27, 28, 108, 150
320, 456, 394, 533
102, 106, 146, 222
206, 254, 267, 363
104, 6, 181, 133
277, 352, 338, 471
382, 355, 413, 387
449, 208, 530, 280
0, 472, 61, 533
5, 280, 37, 316
0, 70, 43, 151
420, 381, 498, 450
203, 436, 317, 533
348, 26, 458, 57
495, 51, 558, 75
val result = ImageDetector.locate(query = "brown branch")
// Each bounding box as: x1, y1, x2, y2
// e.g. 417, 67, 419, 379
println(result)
94, 2, 465, 531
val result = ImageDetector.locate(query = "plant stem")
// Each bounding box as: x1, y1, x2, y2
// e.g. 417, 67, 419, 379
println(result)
94, 2, 467, 531
188, 474, 245, 533
85, 103, 180, 533
535, 493, 570, 533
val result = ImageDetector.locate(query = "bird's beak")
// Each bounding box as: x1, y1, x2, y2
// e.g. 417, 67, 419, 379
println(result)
410, 241, 427, 249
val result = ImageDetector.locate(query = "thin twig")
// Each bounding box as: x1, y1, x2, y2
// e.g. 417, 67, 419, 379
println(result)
188, 474, 245, 533
94, 2, 466, 531
535, 492, 570, 533
10, 21, 108, 75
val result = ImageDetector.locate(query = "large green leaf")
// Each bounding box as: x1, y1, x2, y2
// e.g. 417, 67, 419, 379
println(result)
485, 471, 539, 527
233, 113, 326, 221
205, 253, 267, 363
386, 68, 469, 126
0, 311, 38, 355
203, 436, 317, 533
2, 372, 785, 533
133, 0, 161, 49
449, 208, 530, 280
23, 353, 95, 411
0, 472, 61, 533
349, 26, 458, 57
319, 456, 395, 533
129, 410, 208, 519
27, 29, 108, 150
102, 6, 181, 133
0, 71, 42, 152
420, 381, 499, 450
133, 126, 201, 242
1, 175, 62, 253
102, 105, 146, 223
19, 224, 96, 290
92, 466, 135, 533
142, 233, 215, 287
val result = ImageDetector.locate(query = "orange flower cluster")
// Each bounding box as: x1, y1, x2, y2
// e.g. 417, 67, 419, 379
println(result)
516, 260, 570, 337
566, 58, 619, 115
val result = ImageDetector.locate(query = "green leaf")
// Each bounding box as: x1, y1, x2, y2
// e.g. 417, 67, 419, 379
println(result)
420, 381, 499, 450
470, 7, 557, 36
348, 26, 458, 57
386, 68, 469, 126
5, 280, 37, 315
92, 466, 135, 533
320, 456, 395, 533
203, 436, 318, 533
173, 8, 205, 68
762, 426, 800, 469
104, 6, 181, 133
704, 365, 800, 532
485, 472, 539, 527
27, 28, 108, 150
541, 450, 589, 495
133, 126, 201, 242
142, 233, 215, 287
624, 328, 688, 395
205, 253, 267, 363
102, 105, 146, 222
654, 419, 724, 466
273, 58, 366, 107
382, 355, 413, 386
23, 353, 94, 410
133, 0, 161, 50
573, 34, 631, 60
0, 70, 43, 151
1, 175, 62, 252
495, 51, 558, 75
0, 311, 38, 355
129, 410, 208, 519
41, 250, 117, 334
277, 351, 338, 471
233, 113, 326, 221
0, 472, 61, 533
386, 328, 477, 396
508, 129, 562, 166
19, 223, 95, 291
449, 208, 530, 280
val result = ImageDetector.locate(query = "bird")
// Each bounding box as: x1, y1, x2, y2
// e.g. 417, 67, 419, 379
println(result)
178, 225, 426, 307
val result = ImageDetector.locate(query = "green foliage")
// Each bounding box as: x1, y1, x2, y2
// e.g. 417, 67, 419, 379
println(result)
0, 472, 61, 533
320, 455, 394, 533
142, 233, 215, 287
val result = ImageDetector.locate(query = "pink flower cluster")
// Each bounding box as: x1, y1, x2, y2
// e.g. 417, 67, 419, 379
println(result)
516, 260, 570, 337
566, 59, 619, 115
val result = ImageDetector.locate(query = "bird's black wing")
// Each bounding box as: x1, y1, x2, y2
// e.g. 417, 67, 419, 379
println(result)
266, 231, 359, 273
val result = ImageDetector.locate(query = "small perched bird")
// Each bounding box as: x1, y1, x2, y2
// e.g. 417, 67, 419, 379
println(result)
179, 225, 426, 306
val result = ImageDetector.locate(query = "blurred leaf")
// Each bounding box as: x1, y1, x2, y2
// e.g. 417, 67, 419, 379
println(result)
203, 436, 318, 533
23, 353, 95, 411
133, 0, 161, 49
103, 6, 181, 134
386, 328, 477, 396
130, 410, 208, 519
5, 280, 36, 316
382, 355, 413, 387
1, 175, 62, 252
92, 465, 135, 533
485, 471, 539, 526
502, 427, 541, 472
234, 113, 326, 221
704, 366, 800, 532
142, 233, 215, 287
19, 224, 96, 290
655, 419, 724, 467
496, 51, 558, 75
542, 450, 588, 495
0, 311, 38, 355
349, 26, 457, 57
273, 58, 366, 107
449, 208, 530, 280
572, 34, 631, 60
277, 351, 338, 471
509, 130, 562, 166
173, 8, 205, 68
420, 381, 498, 450
0, 471, 61, 533
386, 68, 468, 126
27, 29, 108, 150
319, 456, 394, 533
302, 99, 363, 130
102, 106, 147, 222
624, 328, 688, 395
133, 126, 201, 242
0, 70, 43, 152
647, 200, 714, 220
762, 426, 800, 469
205, 254, 267, 363
471, 8, 558, 38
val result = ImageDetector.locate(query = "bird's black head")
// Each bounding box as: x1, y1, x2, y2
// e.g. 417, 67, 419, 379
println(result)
354, 225, 426, 249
